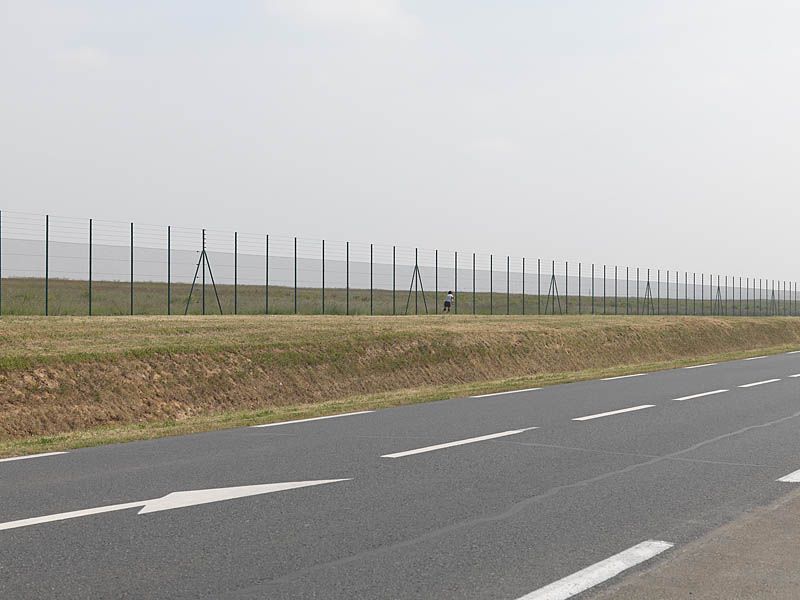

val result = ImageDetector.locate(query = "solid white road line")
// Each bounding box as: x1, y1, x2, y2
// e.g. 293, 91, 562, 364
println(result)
472, 388, 542, 398
381, 428, 537, 458
744, 356, 767, 361
738, 379, 781, 388
778, 469, 800, 483
516, 540, 673, 600
572, 405, 655, 422
672, 389, 728, 402
789, 374, 800, 378
0, 452, 68, 464
683, 363, 717, 369
252, 411, 374, 428
601, 373, 645, 381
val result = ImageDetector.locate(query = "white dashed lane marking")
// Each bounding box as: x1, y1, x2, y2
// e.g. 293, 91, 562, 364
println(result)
572, 405, 655, 422
672, 389, 728, 402
738, 379, 781, 388
516, 540, 673, 600
251, 411, 374, 428
601, 373, 645, 381
0, 452, 68, 464
381, 428, 537, 458
472, 388, 542, 398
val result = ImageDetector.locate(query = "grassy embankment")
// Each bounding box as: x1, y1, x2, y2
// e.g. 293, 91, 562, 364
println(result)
2, 315, 800, 458
1, 276, 777, 316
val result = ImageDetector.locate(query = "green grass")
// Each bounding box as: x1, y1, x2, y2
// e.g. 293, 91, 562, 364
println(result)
1, 276, 790, 316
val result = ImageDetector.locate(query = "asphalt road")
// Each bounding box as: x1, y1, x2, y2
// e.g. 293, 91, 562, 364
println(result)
3, 351, 800, 599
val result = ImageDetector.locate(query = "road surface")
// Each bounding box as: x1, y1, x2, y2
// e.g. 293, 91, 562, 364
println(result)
3, 351, 800, 599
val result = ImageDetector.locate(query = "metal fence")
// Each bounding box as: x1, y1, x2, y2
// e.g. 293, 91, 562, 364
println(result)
0, 209, 797, 317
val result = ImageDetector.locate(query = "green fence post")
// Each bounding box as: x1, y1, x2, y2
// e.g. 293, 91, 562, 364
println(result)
370, 243, 374, 316
130, 222, 134, 315
473, 253, 476, 315
88, 218, 92, 316
522, 257, 526, 315
454, 251, 458, 314
392, 245, 396, 315
490, 254, 493, 315
538, 258, 541, 315
45, 215, 49, 316
265, 235, 269, 315
235, 232, 239, 315
293, 236, 297, 314
506, 255, 510, 315
167, 226, 171, 315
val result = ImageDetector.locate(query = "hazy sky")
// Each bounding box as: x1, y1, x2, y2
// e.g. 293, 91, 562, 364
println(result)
2, 1, 800, 277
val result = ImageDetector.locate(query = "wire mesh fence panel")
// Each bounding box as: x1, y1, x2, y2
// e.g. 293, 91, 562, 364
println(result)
44, 216, 88, 315
318, 239, 344, 315
2, 211, 48, 315
234, 232, 268, 315
88, 218, 133, 315
369, 243, 393, 315
345, 241, 370, 315
470, 254, 489, 315
130, 223, 168, 315
1, 208, 798, 318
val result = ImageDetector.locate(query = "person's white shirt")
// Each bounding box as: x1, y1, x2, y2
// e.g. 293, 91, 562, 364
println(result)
446, 293, 454, 303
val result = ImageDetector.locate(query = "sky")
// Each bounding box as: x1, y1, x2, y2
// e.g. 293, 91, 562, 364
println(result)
2, 1, 800, 277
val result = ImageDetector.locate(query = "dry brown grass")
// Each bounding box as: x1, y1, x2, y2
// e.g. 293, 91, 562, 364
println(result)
2, 315, 800, 456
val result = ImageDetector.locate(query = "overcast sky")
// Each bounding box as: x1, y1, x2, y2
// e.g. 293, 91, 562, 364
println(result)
2, 1, 799, 277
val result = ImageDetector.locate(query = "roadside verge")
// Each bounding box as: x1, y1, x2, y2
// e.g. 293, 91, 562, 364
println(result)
2, 315, 800, 456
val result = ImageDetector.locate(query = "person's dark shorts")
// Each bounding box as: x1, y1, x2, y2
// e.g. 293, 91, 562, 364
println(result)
444, 301, 451, 308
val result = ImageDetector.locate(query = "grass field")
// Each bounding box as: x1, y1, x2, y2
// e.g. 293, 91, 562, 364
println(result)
0, 276, 790, 316
2, 314, 800, 457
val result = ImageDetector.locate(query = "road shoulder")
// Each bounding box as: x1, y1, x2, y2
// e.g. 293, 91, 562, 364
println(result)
595, 487, 800, 599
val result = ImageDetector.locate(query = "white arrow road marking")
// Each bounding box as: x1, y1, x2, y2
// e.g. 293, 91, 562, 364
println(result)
572, 405, 655, 422
252, 411, 373, 428
0, 452, 68, 463
672, 389, 728, 402
601, 373, 645, 381
381, 428, 537, 458
516, 540, 673, 600
472, 388, 542, 398
739, 378, 781, 388
0, 480, 349, 532
778, 469, 800, 483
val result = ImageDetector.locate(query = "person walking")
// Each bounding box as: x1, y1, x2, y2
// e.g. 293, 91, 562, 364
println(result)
443, 290, 454, 313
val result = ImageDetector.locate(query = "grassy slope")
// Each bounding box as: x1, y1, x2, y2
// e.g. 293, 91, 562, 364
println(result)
1, 315, 800, 457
